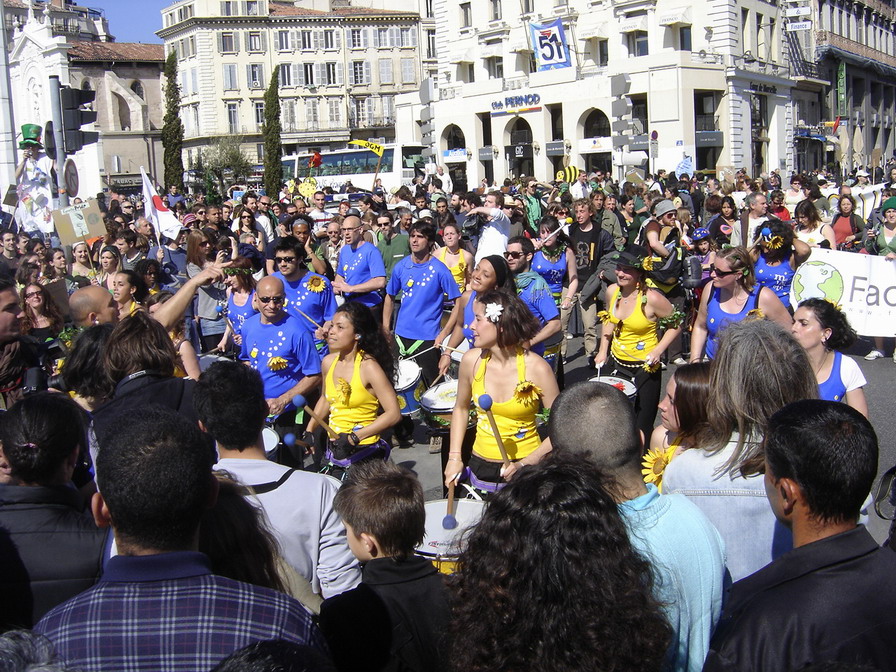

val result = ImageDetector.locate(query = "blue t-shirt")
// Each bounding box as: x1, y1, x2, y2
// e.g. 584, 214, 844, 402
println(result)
463, 290, 477, 347
239, 313, 322, 407
754, 254, 795, 306
387, 255, 461, 341
273, 271, 337, 344
337, 242, 386, 306
226, 290, 258, 337
532, 250, 568, 298
516, 274, 559, 356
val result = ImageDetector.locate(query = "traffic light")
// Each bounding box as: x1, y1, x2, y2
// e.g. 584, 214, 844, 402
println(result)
60, 86, 98, 153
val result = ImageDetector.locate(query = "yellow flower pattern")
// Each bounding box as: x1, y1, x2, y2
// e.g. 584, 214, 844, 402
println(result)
642, 445, 677, 493
268, 356, 288, 371
513, 380, 543, 405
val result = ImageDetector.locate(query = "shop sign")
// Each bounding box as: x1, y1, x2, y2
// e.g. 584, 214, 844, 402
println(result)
545, 141, 567, 156
749, 82, 778, 95
443, 148, 468, 162
578, 137, 613, 153
505, 144, 534, 159
491, 93, 542, 116
696, 131, 724, 147
478, 146, 496, 161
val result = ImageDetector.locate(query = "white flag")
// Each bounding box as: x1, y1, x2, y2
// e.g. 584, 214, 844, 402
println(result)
141, 167, 182, 240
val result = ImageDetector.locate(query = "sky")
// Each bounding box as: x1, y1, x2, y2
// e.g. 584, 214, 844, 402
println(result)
87, 0, 169, 44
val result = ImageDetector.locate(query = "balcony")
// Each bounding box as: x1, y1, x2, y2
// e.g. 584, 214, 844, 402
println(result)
815, 31, 896, 70
503, 75, 529, 91
349, 115, 396, 130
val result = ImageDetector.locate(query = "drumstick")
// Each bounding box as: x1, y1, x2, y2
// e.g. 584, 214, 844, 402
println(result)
478, 394, 510, 468
442, 479, 458, 529
295, 308, 323, 330
292, 394, 337, 439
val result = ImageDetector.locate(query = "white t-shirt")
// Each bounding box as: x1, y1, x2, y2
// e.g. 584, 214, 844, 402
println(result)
834, 353, 866, 393
474, 208, 511, 263
308, 208, 330, 233
570, 181, 591, 200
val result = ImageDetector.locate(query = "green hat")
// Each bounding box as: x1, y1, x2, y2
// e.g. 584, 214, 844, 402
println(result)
19, 124, 43, 149
882, 197, 896, 214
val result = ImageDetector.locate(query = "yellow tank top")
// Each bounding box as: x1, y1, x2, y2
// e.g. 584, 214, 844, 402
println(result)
437, 246, 466, 294
608, 286, 659, 363
325, 351, 379, 444
470, 349, 541, 461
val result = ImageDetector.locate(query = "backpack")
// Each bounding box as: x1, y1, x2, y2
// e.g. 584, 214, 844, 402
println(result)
638, 219, 684, 286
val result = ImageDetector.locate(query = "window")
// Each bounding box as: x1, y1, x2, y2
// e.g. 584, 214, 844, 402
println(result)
325, 62, 342, 85
328, 98, 342, 125
223, 64, 238, 90
227, 102, 239, 134
485, 56, 503, 79
300, 30, 313, 50
352, 97, 372, 125
425, 0, 434, 17
629, 31, 648, 57
679, 26, 692, 51
464, 62, 475, 83
460, 3, 472, 28
521, 0, 533, 13
248, 32, 263, 52
382, 95, 395, 122
303, 63, 315, 87
256, 143, 264, 161
192, 105, 199, 134
350, 28, 366, 49
279, 63, 293, 86
400, 58, 416, 84
245, 1, 259, 15
376, 27, 389, 47
254, 101, 265, 126
490, 0, 502, 21
188, 36, 196, 57
220, 1, 236, 16
352, 61, 371, 85
277, 30, 291, 51
306, 98, 319, 125
597, 38, 609, 66
282, 99, 296, 128
400, 27, 416, 47
220, 31, 236, 52
190, 68, 198, 94
247, 64, 264, 88
426, 30, 436, 59
323, 30, 338, 50
379, 59, 393, 84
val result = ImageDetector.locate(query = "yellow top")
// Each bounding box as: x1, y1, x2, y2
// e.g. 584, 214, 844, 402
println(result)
325, 350, 379, 445
436, 246, 466, 294
607, 286, 658, 363
470, 349, 541, 461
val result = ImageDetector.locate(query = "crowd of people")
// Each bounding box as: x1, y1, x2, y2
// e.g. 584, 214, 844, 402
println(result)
0, 160, 895, 671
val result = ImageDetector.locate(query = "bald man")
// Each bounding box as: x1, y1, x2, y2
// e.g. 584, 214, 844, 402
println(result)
69, 286, 119, 327
238, 276, 322, 462
332, 214, 386, 322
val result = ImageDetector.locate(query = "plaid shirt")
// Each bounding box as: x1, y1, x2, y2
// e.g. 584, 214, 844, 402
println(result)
35, 552, 327, 672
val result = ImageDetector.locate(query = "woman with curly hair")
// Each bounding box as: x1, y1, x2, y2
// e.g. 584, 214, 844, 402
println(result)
791, 298, 867, 416
111, 270, 148, 320
307, 301, 401, 480
749, 218, 811, 307
794, 199, 835, 249
444, 288, 559, 494
448, 452, 672, 672
20, 283, 64, 342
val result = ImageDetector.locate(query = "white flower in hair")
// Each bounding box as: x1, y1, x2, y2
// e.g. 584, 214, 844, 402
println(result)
485, 302, 504, 323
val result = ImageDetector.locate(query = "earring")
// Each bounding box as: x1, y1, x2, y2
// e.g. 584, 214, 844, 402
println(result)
355, 335, 360, 340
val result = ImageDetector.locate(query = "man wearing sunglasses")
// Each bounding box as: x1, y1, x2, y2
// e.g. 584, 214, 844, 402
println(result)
505, 237, 560, 359
239, 275, 322, 459
333, 215, 387, 322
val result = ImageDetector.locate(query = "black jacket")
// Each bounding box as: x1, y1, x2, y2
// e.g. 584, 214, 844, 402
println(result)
319, 556, 450, 672
0, 484, 108, 629
704, 526, 896, 671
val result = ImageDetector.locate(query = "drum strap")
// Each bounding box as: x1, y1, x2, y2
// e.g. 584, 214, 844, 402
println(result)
397, 337, 425, 358
325, 438, 391, 468
463, 467, 506, 494
247, 469, 296, 495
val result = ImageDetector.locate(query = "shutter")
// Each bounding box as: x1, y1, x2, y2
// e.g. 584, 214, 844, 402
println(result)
258, 64, 265, 86
244, 31, 251, 51
314, 30, 323, 50
363, 61, 371, 84
336, 62, 344, 85
246, 64, 253, 87
334, 29, 342, 49
410, 27, 418, 47
372, 27, 379, 47
314, 63, 325, 86
290, 30, 297, 50
295, 63, 305, 87
361, 28, 369, 48
260, 32, 267, 52
389, 27, 400, 47
218, 32, 224, 53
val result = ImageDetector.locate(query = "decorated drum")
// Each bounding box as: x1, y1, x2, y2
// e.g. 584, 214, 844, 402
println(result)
416, 498, 485, 574
419, 380, 475, 433
395, 359, 425, 417
589, 375, 638, 404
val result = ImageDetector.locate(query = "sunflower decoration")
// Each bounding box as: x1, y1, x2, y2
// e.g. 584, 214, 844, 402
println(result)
305, 276, 325, 293
596, 310, 611, 323
746, 308, 765, 320
642, 445, 677, 492
642, 360, 661, 373
641, 256, 655, 271
766, 235, 784, 250
268, 356, 288, 371
335, 377, 352, 406
513, 380, 543, 405
825, 298, 842, 311
57, 326, 83, 350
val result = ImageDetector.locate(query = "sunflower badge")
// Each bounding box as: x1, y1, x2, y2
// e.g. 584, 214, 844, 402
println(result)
642, 445, 677, 492
268, 356, 288, 371
513, 380, 543, 405
746, 308, 765, 320
305, 276, 325, 293
335, 377, 352, 406
596, 310, 611, 323
642, 360, 661, 373
641, 256, 655, 271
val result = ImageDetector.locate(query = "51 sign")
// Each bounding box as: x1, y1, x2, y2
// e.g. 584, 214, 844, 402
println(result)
529, 19, 572, 71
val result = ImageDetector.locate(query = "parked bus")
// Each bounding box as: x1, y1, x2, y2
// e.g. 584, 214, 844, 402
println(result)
282, 144, 426, 192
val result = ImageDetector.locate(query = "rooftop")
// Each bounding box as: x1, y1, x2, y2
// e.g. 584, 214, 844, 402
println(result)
268, 2, 417, 17
67, 41, 164, 61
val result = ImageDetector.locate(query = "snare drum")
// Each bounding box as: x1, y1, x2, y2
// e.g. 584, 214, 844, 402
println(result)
198, 352, 232, 374
589, 375, 638, 404
395, 359, 425, 417
262, 427, 280, 457
446, 338, 470, 380
415, 499, 485, 574
541, 331, 563, 374
420, 380, 475, 434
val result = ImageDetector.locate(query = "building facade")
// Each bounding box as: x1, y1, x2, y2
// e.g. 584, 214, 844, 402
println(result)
157, 0, 425, 174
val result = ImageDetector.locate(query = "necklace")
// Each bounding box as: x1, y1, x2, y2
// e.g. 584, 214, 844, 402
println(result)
812, 349, 831, 378
542, 245, 564, 262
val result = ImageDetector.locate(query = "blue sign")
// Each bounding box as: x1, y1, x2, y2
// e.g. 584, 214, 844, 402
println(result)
529, 19, 572, 71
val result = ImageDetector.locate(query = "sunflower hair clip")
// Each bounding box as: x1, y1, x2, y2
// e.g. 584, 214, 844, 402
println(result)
824, 298, 843, 311
484, 302, 504, 323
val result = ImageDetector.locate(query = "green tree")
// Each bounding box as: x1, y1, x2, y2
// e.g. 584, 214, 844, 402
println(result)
262, 68, 282, 199
202, 135, 251, 198
161, 50, 185, 191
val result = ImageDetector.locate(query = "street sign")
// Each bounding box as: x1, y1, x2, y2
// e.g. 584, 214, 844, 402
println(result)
785, 6, 811, 16
63, 158, 79, 197
612, 135, 629, 149
650, 130, 658, 141
649, 140, 659, 159
611, 119, 632, 133
786, 20, 812, 31
609, 73, 631, 98
611, 98, 632, 118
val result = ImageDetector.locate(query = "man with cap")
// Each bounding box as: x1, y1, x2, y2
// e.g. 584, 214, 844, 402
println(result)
14, 124, 55, 236
855, 169, 871, 187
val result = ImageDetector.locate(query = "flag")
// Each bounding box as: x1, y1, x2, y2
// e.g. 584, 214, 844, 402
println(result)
141, 167, 182, 241
348, 140, 384, 157
831, 116, 841, 135
308, 152, 322, 168
529, 19, 572, 71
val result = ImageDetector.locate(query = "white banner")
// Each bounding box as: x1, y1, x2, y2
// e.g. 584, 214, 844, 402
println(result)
821, 183, 884, 222
791, 248, 896, 337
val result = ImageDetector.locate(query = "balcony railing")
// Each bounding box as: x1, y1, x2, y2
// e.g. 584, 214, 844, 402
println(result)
503, 75, 529, 91
815, 31, 896, 69
349, 115, 396, 129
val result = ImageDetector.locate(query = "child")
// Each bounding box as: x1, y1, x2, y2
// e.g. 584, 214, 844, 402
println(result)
319, 461, 450, 672
691, 227, 716, 284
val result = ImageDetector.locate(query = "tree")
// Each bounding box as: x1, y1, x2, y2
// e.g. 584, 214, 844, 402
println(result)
162, 51, 185, 192
202, 135, 252, 198
262, 68, 282, 200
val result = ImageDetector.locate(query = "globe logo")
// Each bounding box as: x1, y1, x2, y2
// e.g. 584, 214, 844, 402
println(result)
791, 261, 845, 305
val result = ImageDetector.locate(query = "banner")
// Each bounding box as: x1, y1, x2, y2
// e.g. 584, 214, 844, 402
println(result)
348, 140, 384, 157
51, 200, 104, 247
141, 167, 182, 240
790, 248, 896, 337
822, 183, 884, 223
530, 19, 572, 71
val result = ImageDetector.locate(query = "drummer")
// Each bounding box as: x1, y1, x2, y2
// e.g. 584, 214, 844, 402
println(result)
444, 289, 559, 495
438, 255, 515, 377
383, 221, 460, 448
271, 236, 337, 354
307, 301, 401, 479
593, 245, 683, 440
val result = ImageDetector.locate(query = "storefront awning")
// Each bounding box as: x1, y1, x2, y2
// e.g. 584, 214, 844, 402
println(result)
448, 48, 476, 64
658, 7, 692, 26
578, 18, 609, 39
618, 16, 648, 33
479, 43, 502, 59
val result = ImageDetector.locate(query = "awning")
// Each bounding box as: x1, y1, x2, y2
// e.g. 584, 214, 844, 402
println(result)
479, 43, 502, 59
448, 48, 476, 64
578, 18, 609, 39
508, 26, 532, 52
658, 7, 692, 26
618, 16, 648, 33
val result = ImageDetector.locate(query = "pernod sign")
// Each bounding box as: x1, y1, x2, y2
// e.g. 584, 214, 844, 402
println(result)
492, 93, 542, 111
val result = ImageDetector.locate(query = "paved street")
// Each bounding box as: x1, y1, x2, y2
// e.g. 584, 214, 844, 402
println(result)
396, 334, 896, 544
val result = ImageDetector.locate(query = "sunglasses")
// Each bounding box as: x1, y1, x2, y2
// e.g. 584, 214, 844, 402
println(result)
341, 226, 359, 232
503, 251, 524, 259
275, 256, 296, 263
709, 264, 739, 277
24, 291, 41, 299
258, 295, 285, 304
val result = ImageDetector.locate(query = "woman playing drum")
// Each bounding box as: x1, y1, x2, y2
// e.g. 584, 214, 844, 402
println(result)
307, 301, 401, 479
444, 289, 559, 495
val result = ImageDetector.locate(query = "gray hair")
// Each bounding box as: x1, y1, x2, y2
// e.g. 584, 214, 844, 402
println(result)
699, 319, 817, 477
0, 630, 76, 671
744, 192, 764, 209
